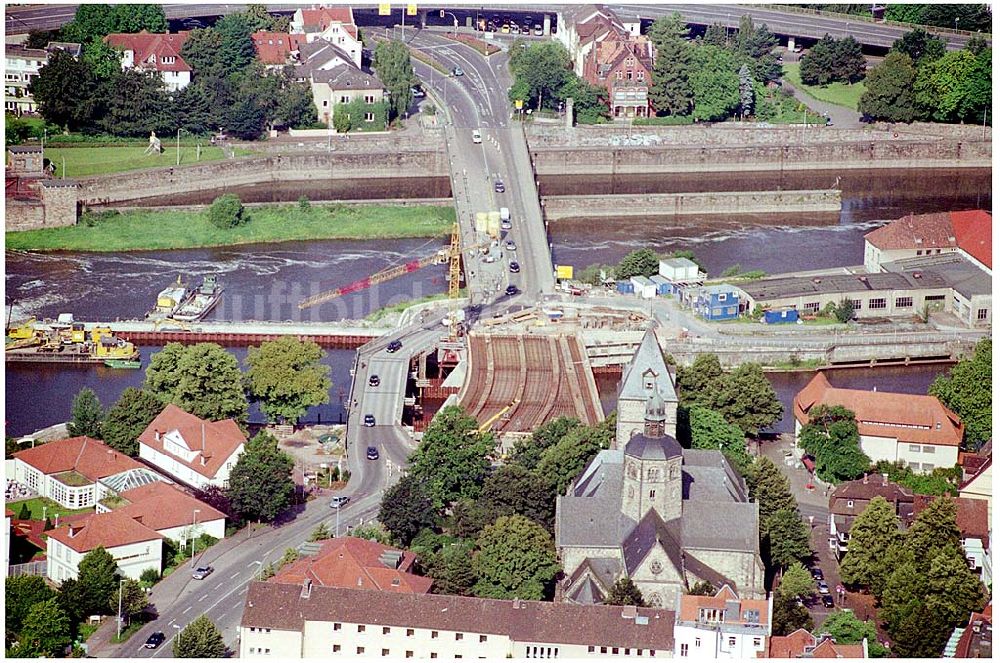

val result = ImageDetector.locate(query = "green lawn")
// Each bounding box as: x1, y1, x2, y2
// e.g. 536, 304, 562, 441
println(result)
6, 204, 456, 252
8, 496, 93, 520
782, 63, 866, 110
43, 145, 254, 178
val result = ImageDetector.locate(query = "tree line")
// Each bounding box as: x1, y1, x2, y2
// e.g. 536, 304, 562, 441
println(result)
507, 39, 610, 123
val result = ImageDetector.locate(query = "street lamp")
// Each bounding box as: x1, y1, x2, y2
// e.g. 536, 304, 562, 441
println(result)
190, 509, 201, 562
116, 577, 126, 639
955, 17, 960, 31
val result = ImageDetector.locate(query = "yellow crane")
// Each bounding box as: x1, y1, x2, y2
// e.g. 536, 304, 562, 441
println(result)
477, 398, 520, 433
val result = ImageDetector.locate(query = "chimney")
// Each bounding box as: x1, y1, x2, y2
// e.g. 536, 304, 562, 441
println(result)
621, 605, 638, 619
155, 429, 161, 442
512, 598, 524, 609
300, 578, 312, 599
862, 474, 868, 484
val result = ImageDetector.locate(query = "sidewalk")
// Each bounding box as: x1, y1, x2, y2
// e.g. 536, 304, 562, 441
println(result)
783, 81, 862, 128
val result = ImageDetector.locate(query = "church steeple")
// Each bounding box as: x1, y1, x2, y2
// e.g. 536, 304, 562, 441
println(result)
644, 381, 666, 438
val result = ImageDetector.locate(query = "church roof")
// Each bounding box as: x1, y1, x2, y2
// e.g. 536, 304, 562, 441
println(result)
681, 449, 748, 502
619, 329, 677, 403
682, 501, 760, 554
556, 450, 635, 548
623, 509, 684, 577
624, 432, 682, 461
564, 557, 621, 605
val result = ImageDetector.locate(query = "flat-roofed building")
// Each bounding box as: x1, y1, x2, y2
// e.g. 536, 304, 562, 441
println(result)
239, 582, 675, 658
882, 253, 991, 327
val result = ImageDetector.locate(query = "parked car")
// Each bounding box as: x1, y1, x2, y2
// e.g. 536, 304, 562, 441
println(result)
505, 284, 518, 296
192, 566, 214, 580
386, 339, 402, 353
494, 180, 505, 193
818, 581, 830, 595
822, 594, 835, 608
534, 25, 544, 36
810, 567, 824, 581
411, 86, 425, 98
144, 632, 166, 649
509, 261, 521, 273
501, 220, 512, 231
368, 374, 381, 387
329, 496, 350, 508
452, 67, 464, 76
363, 414, 376, 427
366, 446, 380, 460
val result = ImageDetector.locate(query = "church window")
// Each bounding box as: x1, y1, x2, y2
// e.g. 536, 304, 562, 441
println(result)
649, 593, 662, 607
628, 486, 635, 499
628, 463, 638, 479
648, 490, 656, 499
649, 560, 662, 575
646, 468, 659, 481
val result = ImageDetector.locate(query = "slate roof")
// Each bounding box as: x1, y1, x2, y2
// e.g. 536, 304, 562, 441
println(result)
795, 372, 964, 447
138, 404, 246, 479
556, 450, 633, 548
619, 329, 677, 403
14, 436, 145, 483
622, 509, 683, 576
682, 501, 760, 553
295, 38, 356, 76
883, 252, 991, 300
681, 449, 748, 503
625, 432, 682, 461
312, 63, 382, 91
564, 557, 621, 604
241, 583, 676, 651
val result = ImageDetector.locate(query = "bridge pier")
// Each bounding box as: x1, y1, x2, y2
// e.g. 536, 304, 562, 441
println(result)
543, 14, 552, 35
787, 36, 796, 51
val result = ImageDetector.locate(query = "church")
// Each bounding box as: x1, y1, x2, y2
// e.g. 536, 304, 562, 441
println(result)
554, 330, 765, 607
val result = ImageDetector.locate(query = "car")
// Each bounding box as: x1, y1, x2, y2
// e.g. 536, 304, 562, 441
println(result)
363, 414, 376, 427
368, 374, 380, 387
810, 567, 824, 581
192, 566, 214, 580
818, 581, 830, 594
505, 284, 518, 296
366, 446, 380, 460
501, 220, 512, 231
860, 113, 876, 124
386, 339, 402, 353
510, 24, 519, 34
501, 24, 510, 33
482, 254, 496, 263
509, 261, 521, 273
534, 25, 544, 36
822, 595, 835, 608
144, 632, 166, 649
329, 495, 350, 508
452, 67, 464, 76
494, 180, 505, 193
505, 240, 516, 251
411, 86, 425, 98
472, 129, 482, 144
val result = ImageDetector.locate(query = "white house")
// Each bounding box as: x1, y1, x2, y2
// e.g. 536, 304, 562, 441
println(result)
674, 585, 771, 659
138, 404, 246, 490
794, 372, 964, 473
104, 31, 192, 91
659, 257, 703, 283
46, 511, 163, 583
290, 5, 362, 67
863, 210, 991, 275
13, 437, 165, 510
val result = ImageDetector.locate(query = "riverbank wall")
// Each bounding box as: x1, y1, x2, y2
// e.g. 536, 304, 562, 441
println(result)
542, 189, 842, 220
96, 198, 454, 213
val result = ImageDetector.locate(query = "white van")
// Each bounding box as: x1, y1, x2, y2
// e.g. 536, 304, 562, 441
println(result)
499, 207, 510, 222
472, 129, 482, 144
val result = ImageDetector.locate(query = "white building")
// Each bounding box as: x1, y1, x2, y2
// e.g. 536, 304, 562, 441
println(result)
46, 511, 163, 583
239, 582, 676, 658
5, 44, 46, 114
104, 31, 192, 92
674, 585, 771, 659
864, 210, 991, 275
138, 404, 245, 490
659, 257, 703, 283
290, 5, 362, 67
97, 481, 227, 545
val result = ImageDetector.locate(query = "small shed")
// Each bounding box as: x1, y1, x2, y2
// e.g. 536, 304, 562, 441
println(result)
630, 275, 656, 299
649, 275, 671, 296
616, 280, 635, 295
763, 308, 799, 324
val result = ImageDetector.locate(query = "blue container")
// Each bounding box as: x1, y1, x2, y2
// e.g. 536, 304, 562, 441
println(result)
649, 275, 671, 295
763, 308, 799, 324
616, 280, 635, 294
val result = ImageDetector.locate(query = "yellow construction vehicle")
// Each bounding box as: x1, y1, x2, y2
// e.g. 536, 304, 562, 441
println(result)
477, 398, 520, 433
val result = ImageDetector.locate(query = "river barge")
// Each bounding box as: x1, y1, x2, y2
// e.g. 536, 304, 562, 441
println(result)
5, 320, 139, 364
172, 275, 223, 322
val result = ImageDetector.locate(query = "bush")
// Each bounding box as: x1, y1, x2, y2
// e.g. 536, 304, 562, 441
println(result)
633, 115, 696, 126
297, 195, 310, 211
206, 194, 248, 229
139, 568, 161, 587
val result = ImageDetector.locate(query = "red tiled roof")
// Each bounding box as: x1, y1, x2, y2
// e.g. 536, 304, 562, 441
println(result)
104, 31, 192, 72
273, 536, 432, 594
811, 637, 866, 658
950, 210, 992, 269
138, 404, 245, 480
48, 510, 162, 553
961, 455, 992, 490
768, 628, 816, 658
677, 585, 769, 626
14, 437, 145, 483
794, 372, 964, 447
299, 6, 357, 38
117, 482, 226, 531
911, 495, 989, 541
252, 31, 305, 65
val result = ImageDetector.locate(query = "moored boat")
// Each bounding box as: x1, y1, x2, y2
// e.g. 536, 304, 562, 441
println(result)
171, 275, 223, 322
104, 359, 142, 369
147, 276, 190, 320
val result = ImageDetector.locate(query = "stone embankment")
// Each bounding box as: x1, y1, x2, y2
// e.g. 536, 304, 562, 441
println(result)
542, 189, 842, 220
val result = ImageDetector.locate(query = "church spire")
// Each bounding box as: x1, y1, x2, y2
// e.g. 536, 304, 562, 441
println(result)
644, 379, 666, 438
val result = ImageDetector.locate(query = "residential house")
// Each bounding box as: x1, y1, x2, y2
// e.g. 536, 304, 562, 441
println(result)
947, 604, 992, 658
289, 5, 361, 67
252, 31, 306, 69
827, 474, 914, 558
98, 481, 227, 545
556, 4, 628, 77
46, 510, 163, 583
583, 35, 655, 118
692, 284, 742, 321
138, 404, 246, 490
674, 585, 771, 659
309, 65, 385, 127
13, 436, 167, 509
104, 31, 192, 91
864, 210, 992, 275
795, 372, 964, 472
911, 494, 991, 587
960, 454, 992, 523
273, 536, 432, 593
239, 583, 676, 658
557, 354, 763, 609
768, 628, 868, 658
4, 42, 81, 114
292, 38, 360, 80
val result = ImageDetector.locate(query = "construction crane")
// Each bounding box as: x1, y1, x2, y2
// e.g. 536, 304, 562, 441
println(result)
298, 224, 481, 310
477, 398, 520, 433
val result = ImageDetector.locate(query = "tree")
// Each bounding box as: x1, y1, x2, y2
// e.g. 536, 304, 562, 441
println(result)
16, 598, 72, 658
838, 496, 901, 598
110, 579, 148, 627
690, 45, 740, 121
207, 193, 249, 229
771, 590, 813, 636
712, 363, 782, 436
373, 39, 415, 121
738, 63, 754, 118
891, 28, 945, 65
350, 521, 393, 545
25, 29, 63, 49
309, 522, 331, 542
509, 40, 574, 112
558, 76, 609, 124
800, 34, 865, 85
30, 50, 95, 130
245, 337, 332, 424
101, 388, 163, 456
214, 13, 256, 75
915, 49, 991, 124
676, 353, 725, 407
83, 36, 124, 80
332, 103, 352, 132
924, 548, 987, 628
61, 5, 115, 44
226, 431, 294, 522
966, 34, 988, 56
904, 495, 962, 570
879, 551, 926, 634
747, 457, 798, 524
77, 546, 120, 617
798, 405, 870, 483
173, 615, 226, 658
480, 464, 556, 532
834, 298, 856, 323
17, 502, 31, 519
448, 498, 489, 540
180, 28, 227, 78
885, 4, 991, 32
472, 515, 559, 600
777, 562, 815, 600
648, 14, 694, 115
733, 16, 781, 83
929, 338, 991, 448
411, 531, 478, 596
687, 580, 715, 595
97, 68, 172, 137
605, 577, 646, 606
378, 474, 437, 546
688, 406, 751, 473
815, 611, 884, 654
272, 80, 316, 130
535, 417, 615, 495
765, 509, 813, 569
890, 600, 953, 658
858, 52, 919, 122
407, 406, 494, 509
615, 248, 660, 280
5, 575, 56, 638
145, 342, 249, 423
510, 417, 581, 470
702, 23, 729, 48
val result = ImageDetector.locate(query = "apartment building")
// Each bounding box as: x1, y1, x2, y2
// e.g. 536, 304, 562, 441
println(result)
674, 585, 771, 659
